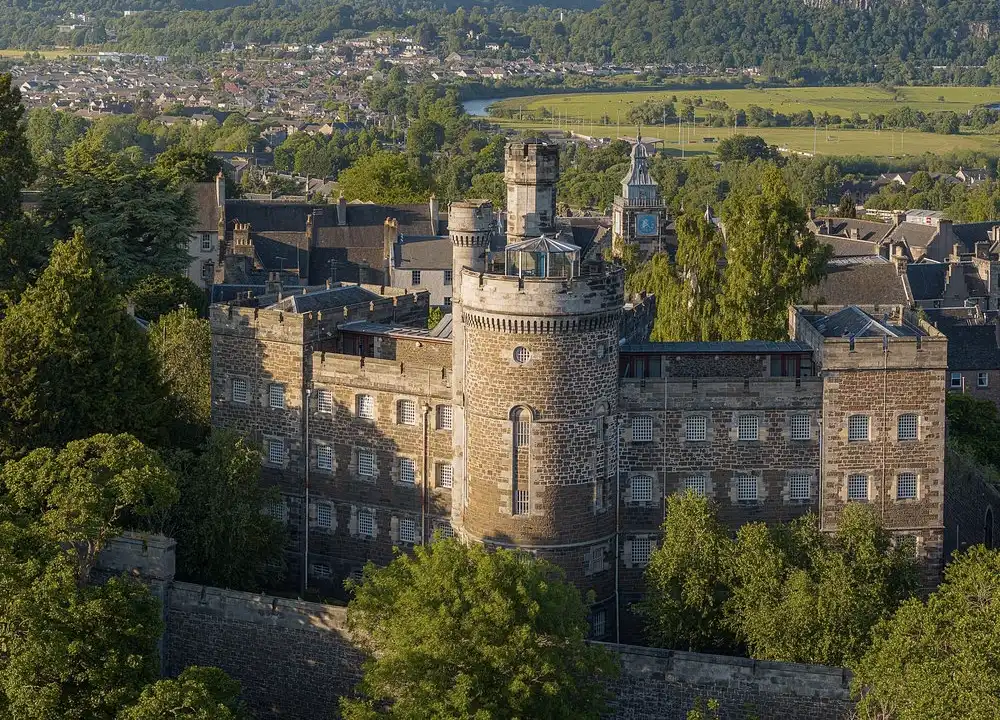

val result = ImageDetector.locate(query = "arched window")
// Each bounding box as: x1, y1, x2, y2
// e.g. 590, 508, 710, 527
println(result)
513, 407, 531, 448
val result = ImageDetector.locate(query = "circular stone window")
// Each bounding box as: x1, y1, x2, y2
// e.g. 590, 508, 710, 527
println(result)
513, 346, 530, 364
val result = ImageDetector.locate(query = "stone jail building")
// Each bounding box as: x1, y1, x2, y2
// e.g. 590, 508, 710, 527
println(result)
211, 141, 959, 642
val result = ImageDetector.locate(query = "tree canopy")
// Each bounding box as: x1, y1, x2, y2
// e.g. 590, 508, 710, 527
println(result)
341, 538, 616, 720
117, 666, 248, 720
337, 150, 431, 205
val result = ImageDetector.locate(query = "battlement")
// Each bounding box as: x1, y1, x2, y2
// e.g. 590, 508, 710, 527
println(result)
460, 267, 624, 332
313, 351, 452, 395
504, 142, 559, 185
449, 200, 494, 233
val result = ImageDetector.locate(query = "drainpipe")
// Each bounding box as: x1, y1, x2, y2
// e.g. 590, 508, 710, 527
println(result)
422, 403, 432, 543
302, 387, 312, 597
882, 338, 889, 521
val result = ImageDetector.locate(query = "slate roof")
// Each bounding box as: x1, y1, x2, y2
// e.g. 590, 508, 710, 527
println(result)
952, 222, 1000, 252
621, 141, 656, 188
340, 317, 453, 341
807, 306, 922, 338
938, 324, 1000, 370
192, 182, 220, 230
267, 284, 382, 313
885, 222, 938, 250
812, 217, 892, 247
906, 263, 948, 301
394, 236, 455, 270
803, 261, 908, 306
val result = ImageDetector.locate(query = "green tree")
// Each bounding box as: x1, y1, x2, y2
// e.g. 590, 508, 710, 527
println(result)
720, 165, 830, 340
0, 232, 168, 461
118, 666, 248, 720
716, 134, 775, 163
341, 538, 616, 720
40, 143, 195, 289
852, 546, 1000, 720
727, 504, 917, 666
152, 146, 226, 186
165, 432, 284, 590
468, 171, 506, 209
337, 151, 430, 205
945, 392, 1000, 471
150, 308, 211, 445
129, 273, 209, 321
639, 491, 734, 652
0, 214, 47, 306
0, 72, 36, 221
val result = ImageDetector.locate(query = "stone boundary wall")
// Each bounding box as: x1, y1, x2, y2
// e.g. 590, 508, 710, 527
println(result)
98, 535, 853, 720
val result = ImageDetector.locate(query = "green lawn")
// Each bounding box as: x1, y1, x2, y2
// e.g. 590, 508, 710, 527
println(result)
0, 49, 94, 59
488, 86, 1000, 124
485, 115, 1000, 158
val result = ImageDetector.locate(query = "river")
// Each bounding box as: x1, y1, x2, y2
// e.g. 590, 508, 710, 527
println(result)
463, 98, 504, 117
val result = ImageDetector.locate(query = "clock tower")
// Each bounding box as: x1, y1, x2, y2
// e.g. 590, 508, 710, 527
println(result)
612, 135, 670, 258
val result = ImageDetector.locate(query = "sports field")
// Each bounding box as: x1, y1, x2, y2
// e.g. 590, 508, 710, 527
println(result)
0, 49, 93, 59
487, 86, 1000, 123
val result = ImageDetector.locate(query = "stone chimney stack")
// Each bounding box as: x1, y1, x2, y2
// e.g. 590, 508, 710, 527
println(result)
383, 217, 398, 284
429, 194, 440, 235
232, 222, 253, 258
337, 193, 347, 226
893, 243, 908, 275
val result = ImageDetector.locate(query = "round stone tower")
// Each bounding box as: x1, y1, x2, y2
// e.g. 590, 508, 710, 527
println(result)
454, 237, 624, 628
504, 142, 559, 242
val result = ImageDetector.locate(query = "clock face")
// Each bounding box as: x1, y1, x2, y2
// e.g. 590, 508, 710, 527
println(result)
636, 213, 658, 236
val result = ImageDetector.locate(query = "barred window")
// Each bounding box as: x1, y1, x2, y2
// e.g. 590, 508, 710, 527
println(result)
632, 416, 653, 442
356, 394, 375, 420
513, 488, 530, 515
737, 473, 758, 502
848, 414, 870, 442
631, 537, 653, 566
310, 563, 331, 578
513, 346, 530, 364
436, 462, 453, 489
358, 449, 376, 477
399, 518, 416, 544
848, 474, 869, 501
684, 474, 707, 496
437, 404, 453, 430
267, 439, 284, 466
269, 384, 285, 409
316, 444, 334, 471
897, 472, 918, 500
315, 503, 333, 528
738, 415, 759, 441
632, 475, 654, 502
443, 269, 453, 286
789, 473, 811, 501
358, 509, 375, 538
437, 523, 455, 538
266, 499, 286, 523
231, 377, 248, 404
790, 414, 810, 441
515, 418, 530, 448
897, 413, 918, 441
397, 399, 417, 425
411, 270, 421, 286
685, 415, 707, 442
399, 457, 416, 484
316, 389, 334, 414
592, 610, 607, 638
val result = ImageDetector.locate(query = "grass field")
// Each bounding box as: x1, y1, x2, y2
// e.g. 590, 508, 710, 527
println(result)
487, 86, 1000, 123
0, 49, 94, 59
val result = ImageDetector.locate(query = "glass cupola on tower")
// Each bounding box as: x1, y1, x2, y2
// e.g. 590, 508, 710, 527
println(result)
501, 234, 581, 279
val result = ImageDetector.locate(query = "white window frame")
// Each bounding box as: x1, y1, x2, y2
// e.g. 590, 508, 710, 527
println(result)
950, 372, 963, 389
631, 475, 654, 503
399, 457, 416, 484
358, 509, 375, 538
269, 384, 285, 409
848, 414, 870, 442
683, 474, 707, 496
267, 438, 284, 466
436, 462, 453, 489
631, 537, 653, 566
736, 473, 758, 502
848, 474, 869, 501
685, 415, 707, 442
789, 472, 811, 501
310, 562, 331, 578
631, 416, 653, 443
443, 269, 453, 286
897, 472, 918, 500
200, 232, 212, 252
592, 610, 606, 638
738, 414, 759, 442
790, 414, 810, 441
897, 413, 918, 441
399, 517, 416, 544
316, 443, 334, 471
316, 389, 334, 414
398, 399, 417, 425
356, 394, 375, 420
437, 404, 453, 430
315, 502, 333, 529
979, 372, 990, 388
231, 377, 249, 404
357, 449, 376, 477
